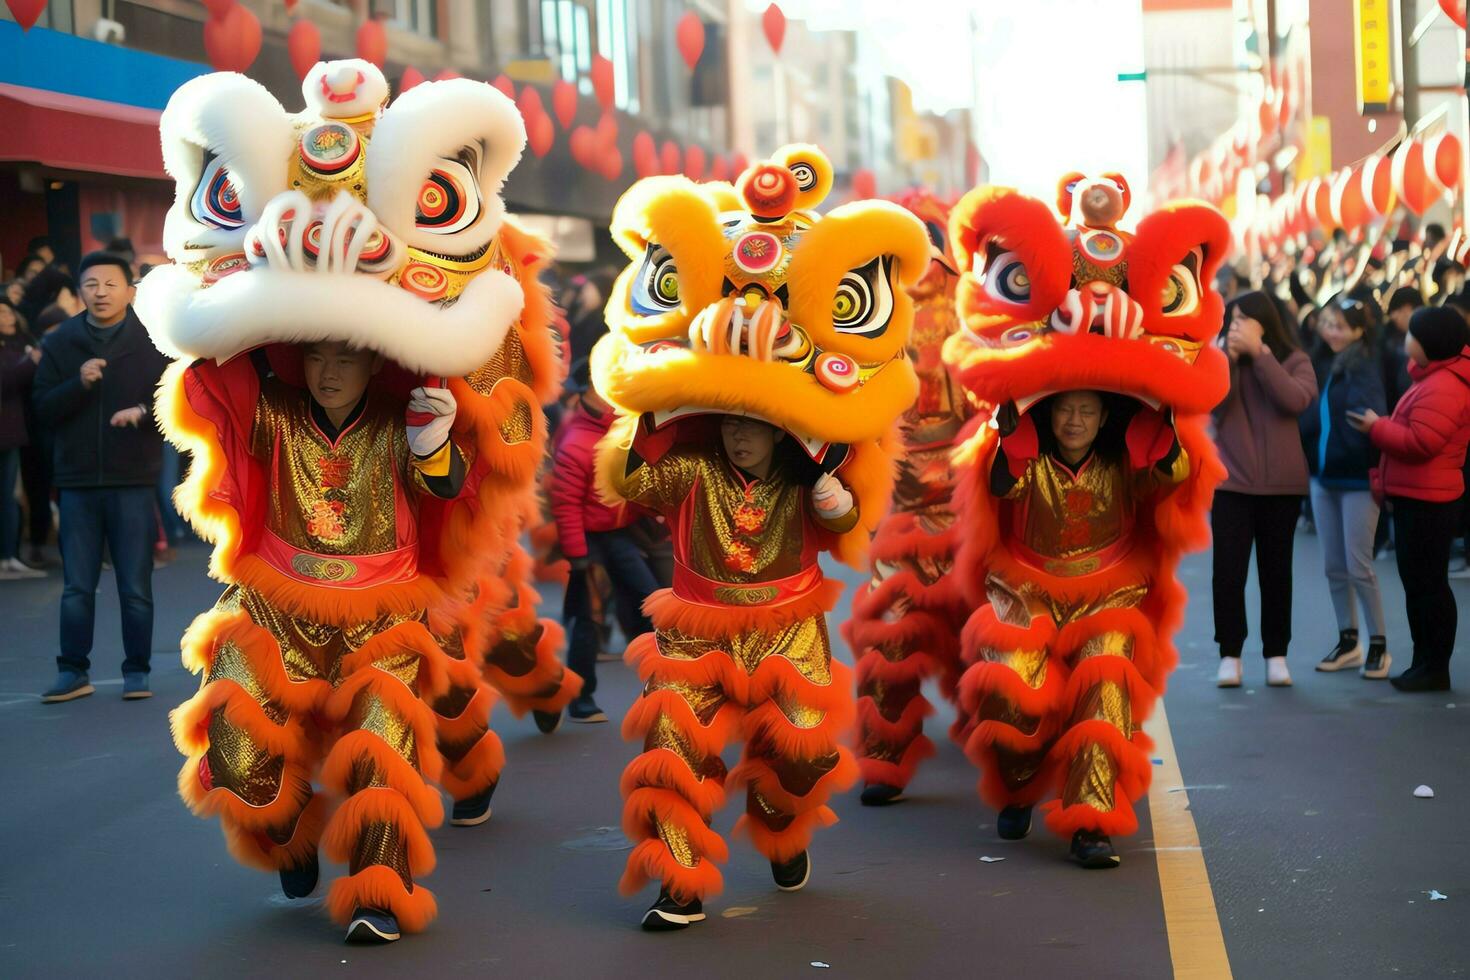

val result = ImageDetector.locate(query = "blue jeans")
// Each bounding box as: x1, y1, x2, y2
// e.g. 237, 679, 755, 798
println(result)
58, 487, 155, 675
0, 448, 19, 560
156, 443, 187, 542
564, 528, 660, 697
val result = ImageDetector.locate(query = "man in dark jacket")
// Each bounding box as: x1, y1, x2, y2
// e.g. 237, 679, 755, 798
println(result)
31, 253, 169, 703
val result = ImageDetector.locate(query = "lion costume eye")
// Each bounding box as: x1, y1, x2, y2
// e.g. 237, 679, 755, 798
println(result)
831, 256, 895, 337
191, 151, 244, 230
1162, 251, 1202, 317
981, 249, 1032, 304
414, 150, 483, 235
630, 245, 681, 315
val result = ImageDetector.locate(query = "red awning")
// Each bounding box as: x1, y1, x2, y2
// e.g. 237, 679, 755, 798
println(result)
0, 82, 164, 180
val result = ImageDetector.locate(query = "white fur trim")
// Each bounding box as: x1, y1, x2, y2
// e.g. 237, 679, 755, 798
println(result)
301, 60, 389, 120
158, 72, 294, 262
135, 263, 525, 376
367, 78, 526, 256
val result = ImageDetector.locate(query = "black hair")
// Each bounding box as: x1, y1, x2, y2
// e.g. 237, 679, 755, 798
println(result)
1424, 222, 1447, 247
1227, 290, 1301, 360
1032, 390, 1131, 463
0, 296, 29, 337
1320, 293, 1379, 369
25, 236, 52, 254
77, 251, 134, 284
105, 237, 136, 257
18, 267, 76, 325
1387, 286, 1425, 314
18, 254, 45, 275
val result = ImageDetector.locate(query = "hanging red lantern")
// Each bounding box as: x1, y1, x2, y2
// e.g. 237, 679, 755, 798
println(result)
1393, 138, 1440, 215
601, 148, 624, 182
435, 69, 461, 81
596, 110, 618, 151
1311, 176, 1336, 230
204, 3, 262, 73
490, 75, 515, 100
552, 79, 578, 129
763, 4, 787, 54
356, 17, 386, 68
570, 126, 597, 169
527, 111, 554, 159
633, 133, 658, 178
852, 168, 877, 199
710, 155, 730, 183
1438, 0, 1466, 30
518, 85, 545, 122
1331, 164, 1369, 231
676, 12, 705, 70
400, 66, 426, 92
1361, 152, 1395, 217
685, 145, 707, 182
590, 56, 616, 110
1258, 97, 1278, 138
287, 19, 321, 82
660, 140, 682, 175
1429, 131, 1462, 192
6, 0, 47, 31
731, 152, 750, 176
1291, 181, 1314, 236
284, 0, 298, 13
201, 0, 233, 17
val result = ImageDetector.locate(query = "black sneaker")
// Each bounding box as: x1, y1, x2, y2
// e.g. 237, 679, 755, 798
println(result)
771, 851, 811, 892
345, 906, 401, 944
122, 673, 152, 700
532, 709, 563, 734
1316, 630, 1363, 672
1362, 637, 1391, 680
568, 695, 608, 723
641, 888, 705, 931
1070, 830, 1120, 869
997, 805, 1033, 840
41, 671, 94, 703
860, 783, 906, 807
450, 782, 497, 827
1391, 667, 1452, 692
279, 853, 320, 898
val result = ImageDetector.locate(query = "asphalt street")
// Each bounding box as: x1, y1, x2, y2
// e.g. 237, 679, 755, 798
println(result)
0, 529, 1464, 979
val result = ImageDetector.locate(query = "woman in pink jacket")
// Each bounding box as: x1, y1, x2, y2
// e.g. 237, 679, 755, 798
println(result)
1350, 307, 1470, 692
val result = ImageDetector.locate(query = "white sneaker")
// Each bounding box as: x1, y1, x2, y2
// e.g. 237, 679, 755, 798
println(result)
0, 557, 44, 580
1216, 656, 1243, 688
1266, 657, 1292, 687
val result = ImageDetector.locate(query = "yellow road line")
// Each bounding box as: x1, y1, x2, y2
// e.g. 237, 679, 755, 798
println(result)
1145, 699, 1233, 979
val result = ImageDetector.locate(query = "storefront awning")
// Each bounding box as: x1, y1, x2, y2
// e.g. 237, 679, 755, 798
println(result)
0, 83, 165, 180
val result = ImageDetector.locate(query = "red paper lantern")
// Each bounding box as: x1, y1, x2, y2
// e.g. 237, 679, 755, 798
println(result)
1258, 97, 1278, 138
1429, 131, 1462, 192
660, 140, 682, 176
1438, 0, 1466, 30
591, 56, 616, 110
287, 19, 321, 82
527, 111, 554, 159
731, 152, 750, 176
1331, 165, 1369, 231
5, 0, 47, 31
570, 126, 597, 169
676, 12, 705, 70
601, 148, 624, 182
400, 66, 426, 92
762, 4, 787, 54
435, 69, 461, 81
492, 75, 516, 101
552, 79, 578, 129
518, 85, 545, 121
596, 110, 618, 151
1311, 176, 1336, 230
356, 17, 386, 69
1393, 138, 1439, 215
685, 145, 707, 182
710, 155, 730, 183
1361, 152, 1395, 216
284, 0, 298, 13
201, 0, 233, 17
852, 168, 877, 199
633, 133, 658, 178
1291, 181, 1314, 236
204, 3, 262, 73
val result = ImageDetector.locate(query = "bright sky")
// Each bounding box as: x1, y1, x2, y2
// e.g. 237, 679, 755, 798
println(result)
750, 0, 1150, 202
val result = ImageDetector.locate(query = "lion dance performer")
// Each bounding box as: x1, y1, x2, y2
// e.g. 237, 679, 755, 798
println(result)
137, 61, 578, 943
845, 190, 976, 806
945, 173, 1229, 867
589, 146, 928, 929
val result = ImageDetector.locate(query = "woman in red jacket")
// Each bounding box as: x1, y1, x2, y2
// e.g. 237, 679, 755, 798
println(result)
1350, 307, 1470, 692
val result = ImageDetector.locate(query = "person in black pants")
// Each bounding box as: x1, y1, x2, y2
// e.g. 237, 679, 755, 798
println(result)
1210, 292, 1318, 687
30, 253, 169, 703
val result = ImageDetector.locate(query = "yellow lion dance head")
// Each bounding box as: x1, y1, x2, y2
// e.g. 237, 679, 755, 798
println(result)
590, 144, 931, 564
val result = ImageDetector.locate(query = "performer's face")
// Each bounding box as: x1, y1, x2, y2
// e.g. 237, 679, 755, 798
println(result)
1051, 390, 1105, 457
303, 341, 379, 412
720, 415, 782, 477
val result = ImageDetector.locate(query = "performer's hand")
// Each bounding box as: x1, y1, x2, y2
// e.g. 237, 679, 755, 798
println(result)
80, 358, 107, 389
407, 386, 458, 457
812, 472, 854, 518
110, 405, 145, 428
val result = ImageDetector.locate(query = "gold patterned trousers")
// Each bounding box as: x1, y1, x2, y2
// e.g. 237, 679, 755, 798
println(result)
617, 612, 858, 904
956, 570, 1160, 839
170, 585, 445, 932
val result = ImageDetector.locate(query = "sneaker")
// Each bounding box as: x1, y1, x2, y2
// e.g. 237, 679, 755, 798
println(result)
1362, 638, 1391, 680
41, 671, 94, 703
122, 673, 152, 700
1316, 630, 1363, 672
450, 783, 496, 827
0, 557, 44, 579
859, 783, 906, 807
1216, 656, 1243, 688
568, 695, 608, 723
1265, 657, 1292, 687
1391, 667, 1452, 692
771, 850, 811, 892
532, 709, 563, 734
1070, 830, 1120, 869
345, 906, 400, 944
641, 888, 705, 931
279, 853, 320, 898
996, 805, 1033, 840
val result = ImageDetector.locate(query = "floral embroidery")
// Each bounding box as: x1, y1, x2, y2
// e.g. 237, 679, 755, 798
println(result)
1064, 489, 1094, 517
733, 501, 767, 534
724, 540, 756, 573
1059, 521, 1091, 550
316, 455, 351, 490
307, 499, 346, 541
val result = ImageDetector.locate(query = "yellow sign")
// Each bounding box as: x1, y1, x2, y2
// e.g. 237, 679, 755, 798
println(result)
1297, 115, 1334, 181
1354, 0, 1392, 114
